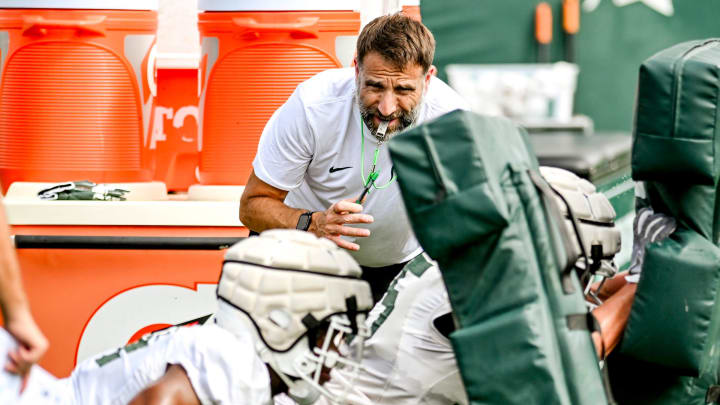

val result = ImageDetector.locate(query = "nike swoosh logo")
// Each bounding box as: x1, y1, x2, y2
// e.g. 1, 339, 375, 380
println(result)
329, 166, 352, 173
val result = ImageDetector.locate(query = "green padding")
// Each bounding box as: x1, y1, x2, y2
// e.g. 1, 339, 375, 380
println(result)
612, 39, 720, 405
450, 323, 566, 404
620, 228, 720, 375
407, 183, 507, 260
388, 110, 514, 258
632, 133, 715, 184
631, 39, 720, 184
390, 110, 607, 405
645, 182, 720, 246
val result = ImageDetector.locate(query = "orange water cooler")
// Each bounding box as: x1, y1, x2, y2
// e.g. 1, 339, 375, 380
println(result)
196, 0, 360, 185
401, 0, 422, 22
0, 1, 158, 193
153, 66, 199, 192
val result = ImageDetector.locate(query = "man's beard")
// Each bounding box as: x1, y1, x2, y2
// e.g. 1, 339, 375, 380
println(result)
357, 95, 421, 142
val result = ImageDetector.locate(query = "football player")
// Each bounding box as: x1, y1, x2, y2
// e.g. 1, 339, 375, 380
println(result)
0, 229, 373, 405
321, 252, 466, 405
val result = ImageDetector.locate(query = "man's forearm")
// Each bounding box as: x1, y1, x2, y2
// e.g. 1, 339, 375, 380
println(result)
239, 171, 372, 250
240, 195, 306, 233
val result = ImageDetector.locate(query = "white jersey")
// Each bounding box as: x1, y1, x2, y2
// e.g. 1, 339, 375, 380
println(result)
253, 68, 468, 267
0, 323, 271, 405
322, 253, 468, 405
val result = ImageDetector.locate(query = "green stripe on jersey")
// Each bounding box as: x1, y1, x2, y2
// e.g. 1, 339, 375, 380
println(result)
369, 253, 434, 336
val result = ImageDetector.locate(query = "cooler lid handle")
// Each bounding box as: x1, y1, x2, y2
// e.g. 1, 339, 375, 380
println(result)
23, 15, 107, 37
231, 17, 319, 39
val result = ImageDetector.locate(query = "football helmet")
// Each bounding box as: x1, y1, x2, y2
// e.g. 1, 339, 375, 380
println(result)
540, 166, 622, 297
215, 229, 374, 404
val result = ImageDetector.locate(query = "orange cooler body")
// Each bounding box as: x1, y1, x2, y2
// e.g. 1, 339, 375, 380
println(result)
12, 224, 246, 377
402, 5, 422, 22
153, 67, 199, 192
0, 8, 157, 193
197, 9, 360, 185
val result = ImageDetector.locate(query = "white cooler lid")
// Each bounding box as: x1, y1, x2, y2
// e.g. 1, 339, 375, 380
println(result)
0, 0, 158, 10
198, 0, 359, 11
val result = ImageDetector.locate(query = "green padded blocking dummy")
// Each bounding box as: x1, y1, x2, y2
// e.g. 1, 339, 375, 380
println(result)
631, 39, 720, 244
389, 109, 609, 405
612, 39, 720, 404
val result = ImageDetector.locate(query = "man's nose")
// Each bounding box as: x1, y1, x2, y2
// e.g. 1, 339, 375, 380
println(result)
377, 92, 398, 117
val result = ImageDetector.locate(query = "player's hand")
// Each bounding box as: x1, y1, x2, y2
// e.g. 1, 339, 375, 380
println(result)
589, 273, 628, 302
312, 198, 374, 251
4, 307, 48, 377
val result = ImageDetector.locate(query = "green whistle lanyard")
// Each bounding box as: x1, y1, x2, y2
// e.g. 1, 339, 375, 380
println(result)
360, 116, 397, 191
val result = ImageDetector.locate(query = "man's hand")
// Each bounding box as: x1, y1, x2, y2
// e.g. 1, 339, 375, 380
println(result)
4, 307, 48, 377
240, 172, 375, 250
311, 198, 374, 251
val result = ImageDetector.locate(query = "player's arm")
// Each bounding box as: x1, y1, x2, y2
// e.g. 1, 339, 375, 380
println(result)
240, 171, 373, 251
590, 282, 638, 358
128, 364, 200, 405
590, 273, 628, 301
0, 195, 48, 376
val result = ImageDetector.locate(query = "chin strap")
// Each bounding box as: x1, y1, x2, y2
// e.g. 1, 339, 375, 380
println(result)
301, 313, 322, 352
259, 342, 322, 405
345, 296, 359, 335
288, 380, 321, 405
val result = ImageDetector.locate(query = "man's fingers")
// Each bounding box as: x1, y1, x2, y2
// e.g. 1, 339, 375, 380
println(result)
4, 357, 19, 374
325, 223, 371, 238
331, 213, 373, 225
327, 235, 360, 251
338, 226, 371, 237
18, 345, 42, 365
319, 199, 373, 248
5, 350, 28, 376
333, 200, 364, 214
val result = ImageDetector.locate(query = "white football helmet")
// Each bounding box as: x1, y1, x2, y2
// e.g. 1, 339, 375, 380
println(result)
215, 229, 374, 404
540, 166, 622, 299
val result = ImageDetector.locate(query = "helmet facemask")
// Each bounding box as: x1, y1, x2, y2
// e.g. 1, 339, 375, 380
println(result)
290, 309, 371, 405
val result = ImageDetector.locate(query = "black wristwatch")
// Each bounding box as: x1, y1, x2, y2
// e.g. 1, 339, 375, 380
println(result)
296, 211, 316, 231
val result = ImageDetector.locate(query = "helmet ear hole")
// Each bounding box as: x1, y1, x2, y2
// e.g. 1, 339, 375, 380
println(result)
296, 358, 315, 375
269, 309, 292, 329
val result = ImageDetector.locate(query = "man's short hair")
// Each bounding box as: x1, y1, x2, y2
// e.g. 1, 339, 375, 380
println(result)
356, 13, 435, 73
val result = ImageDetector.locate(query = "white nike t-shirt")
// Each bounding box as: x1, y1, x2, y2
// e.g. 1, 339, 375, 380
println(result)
1, 324, 271, 405
321, 253, 468, 405
253, 68, 468, 267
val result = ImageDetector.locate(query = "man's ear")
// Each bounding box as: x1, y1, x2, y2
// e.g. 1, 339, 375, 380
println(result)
354, 56, 359, 77
423, 65, 436, 93
426, 65, 437, 81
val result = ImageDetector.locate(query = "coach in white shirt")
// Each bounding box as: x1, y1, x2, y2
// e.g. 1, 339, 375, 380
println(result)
240, 13, 468, 301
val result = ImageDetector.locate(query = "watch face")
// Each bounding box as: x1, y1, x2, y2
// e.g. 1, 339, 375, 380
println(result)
297, 212, 312, 231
